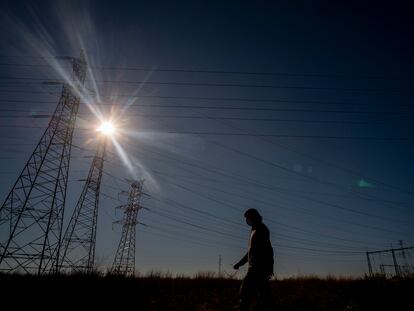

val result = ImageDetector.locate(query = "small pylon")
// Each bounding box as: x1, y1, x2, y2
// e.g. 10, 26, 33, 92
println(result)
0, 51, 87, 275
111, 180, 144, 276
58, 136, 107, 273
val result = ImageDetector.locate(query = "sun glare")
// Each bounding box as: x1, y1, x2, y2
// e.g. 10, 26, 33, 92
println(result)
97, 121, 115, 136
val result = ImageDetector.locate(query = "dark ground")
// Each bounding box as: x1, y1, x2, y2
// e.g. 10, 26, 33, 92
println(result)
0, 273, 412, 310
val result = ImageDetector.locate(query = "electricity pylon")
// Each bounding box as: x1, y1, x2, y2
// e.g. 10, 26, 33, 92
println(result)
58, 136, 107, 273
0, 51, 87, 275
111, 180, 144, 276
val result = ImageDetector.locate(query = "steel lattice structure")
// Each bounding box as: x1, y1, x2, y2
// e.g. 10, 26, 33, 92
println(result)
58, 137, 107, 273
111, 181, 144, 276
0, 51, 87, 275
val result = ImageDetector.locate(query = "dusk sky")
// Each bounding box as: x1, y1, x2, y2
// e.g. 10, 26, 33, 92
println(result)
0, 0, 414, 278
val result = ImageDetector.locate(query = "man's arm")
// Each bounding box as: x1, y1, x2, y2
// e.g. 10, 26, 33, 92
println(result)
233, 253, 248, 270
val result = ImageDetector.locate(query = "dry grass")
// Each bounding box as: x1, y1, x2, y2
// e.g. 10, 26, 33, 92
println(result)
0, 272, 412, 310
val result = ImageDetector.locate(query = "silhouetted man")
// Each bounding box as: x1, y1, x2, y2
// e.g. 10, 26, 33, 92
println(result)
234, 208, 274, 311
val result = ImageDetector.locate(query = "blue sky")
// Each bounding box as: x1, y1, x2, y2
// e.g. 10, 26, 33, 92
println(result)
0, 0, 414, 277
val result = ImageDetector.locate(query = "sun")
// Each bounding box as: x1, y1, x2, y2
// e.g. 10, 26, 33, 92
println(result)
97, 121, 116, 136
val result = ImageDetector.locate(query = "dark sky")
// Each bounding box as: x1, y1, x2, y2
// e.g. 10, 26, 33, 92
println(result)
0, 0, 414, 277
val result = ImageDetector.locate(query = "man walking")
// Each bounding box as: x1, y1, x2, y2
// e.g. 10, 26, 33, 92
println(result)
234, 208, 274, 311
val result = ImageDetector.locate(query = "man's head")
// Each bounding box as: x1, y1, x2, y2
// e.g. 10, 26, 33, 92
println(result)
244, 208, 262, 227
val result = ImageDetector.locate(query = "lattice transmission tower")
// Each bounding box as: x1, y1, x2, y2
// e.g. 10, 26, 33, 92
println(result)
111, 180, 144, 276
0, 51, 87, 275
58, 136, 107, 273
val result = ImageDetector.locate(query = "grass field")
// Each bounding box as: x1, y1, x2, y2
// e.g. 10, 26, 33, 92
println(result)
1, 273, 412, 310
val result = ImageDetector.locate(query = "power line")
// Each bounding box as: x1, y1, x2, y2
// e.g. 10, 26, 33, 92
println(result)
190, 108, 414, 201
72, 150, 414, 235
2, 112, 413, 127
1, 101, 413, 118
120, 131, 414, 141
205, 139, 414, 220
168, 169, 414, 228
159, 172, 413, 233
123, 143, 413, 239
1, 75, 414, 93
149, 160, 414, 207
144, 205, 365, 256
148, 170, 409, 238
100, 162, 376, 250
1, 95, 414, 109
1, 59, 414, 81
0, 123, 412, 141
146, 208, 364, 254
153, 192, 382, 249
149, 192, 372, 252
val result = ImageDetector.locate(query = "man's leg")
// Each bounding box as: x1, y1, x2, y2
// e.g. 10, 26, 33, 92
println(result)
256, 276, 272, 311
239, 273, 255, 311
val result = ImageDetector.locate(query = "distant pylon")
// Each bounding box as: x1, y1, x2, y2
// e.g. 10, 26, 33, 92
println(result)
58, 137, 107, 273
111, 180, 144, 276
0, 51, 87, 275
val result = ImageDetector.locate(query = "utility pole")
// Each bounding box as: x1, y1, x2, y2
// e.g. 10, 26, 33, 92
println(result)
111, 180, 144, 276
399, 240, 408, 276
218, 255, 222, 278
391, 248, 401, 278
366, 251, 373, 277
0, 51, 86, 275
58, 136, 107, 273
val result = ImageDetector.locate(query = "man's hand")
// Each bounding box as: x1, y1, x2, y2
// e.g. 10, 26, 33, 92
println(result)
264, 263, 274, 279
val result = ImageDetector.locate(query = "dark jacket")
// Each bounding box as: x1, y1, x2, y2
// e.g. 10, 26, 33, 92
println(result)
236, 222, 274, 275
